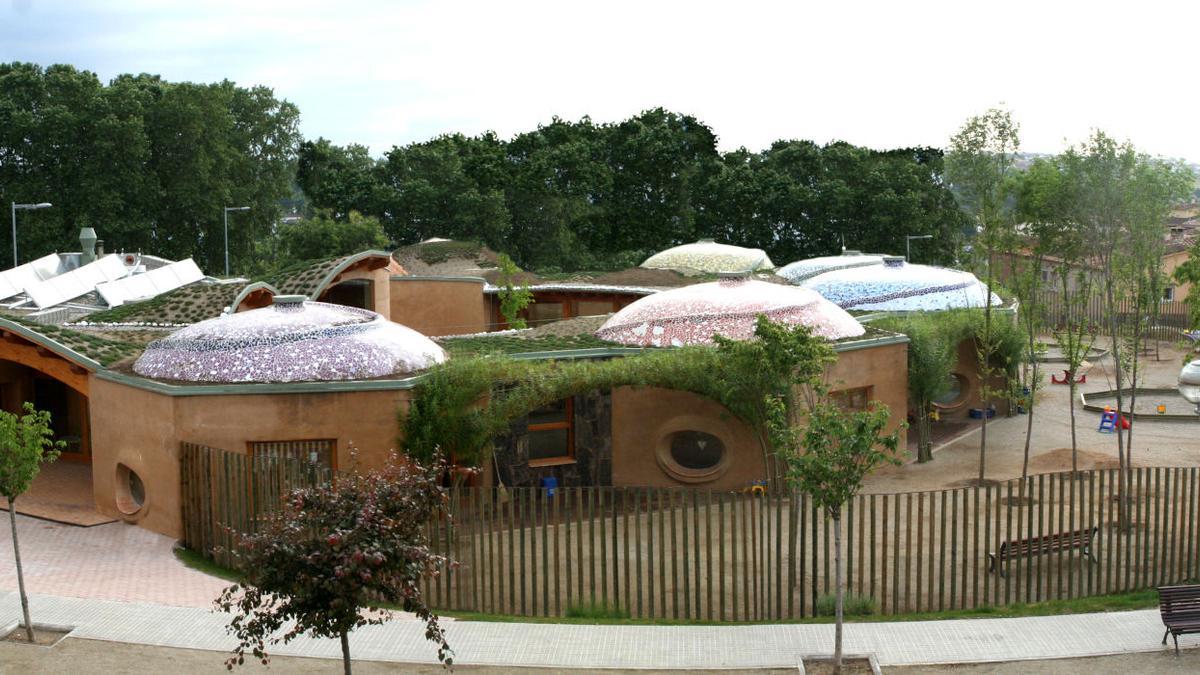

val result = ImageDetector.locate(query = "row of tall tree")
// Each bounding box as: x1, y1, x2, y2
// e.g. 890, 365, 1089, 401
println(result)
298, 109, 969, 271
0, 63, 300, 273
945, 109, 1194, 516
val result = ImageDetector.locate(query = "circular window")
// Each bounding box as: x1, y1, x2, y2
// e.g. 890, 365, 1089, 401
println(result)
669, 431, 724, 470
115, 463, 147, 516
656, 425, 730, 484
932, 373, 970, 409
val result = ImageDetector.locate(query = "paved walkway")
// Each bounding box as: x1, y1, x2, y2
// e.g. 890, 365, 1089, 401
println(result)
0, 514, 227, 607
0, 591, 1195, 669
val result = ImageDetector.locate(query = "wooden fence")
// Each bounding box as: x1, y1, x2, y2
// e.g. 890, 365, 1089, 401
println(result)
180, 441, 336, 569
1037, 292, 1191, 340
180, 443, 1200, 620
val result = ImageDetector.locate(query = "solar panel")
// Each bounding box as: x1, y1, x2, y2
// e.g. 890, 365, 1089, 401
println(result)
0, 253, 64, 301
96, 258, 204, 307
25, 254, 132, 309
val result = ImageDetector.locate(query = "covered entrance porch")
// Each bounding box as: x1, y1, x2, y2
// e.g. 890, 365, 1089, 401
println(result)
0, 328, 109, 526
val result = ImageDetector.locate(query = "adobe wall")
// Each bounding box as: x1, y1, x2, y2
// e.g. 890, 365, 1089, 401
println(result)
322, 264, 397, 320
827, 340, 909, 447
389, 277, 489, 336
936, 338, 1013, 421
611, 386, 765, 490
172, 388, 411, 472
89, 377, 182, 537
89, 377, 413, 539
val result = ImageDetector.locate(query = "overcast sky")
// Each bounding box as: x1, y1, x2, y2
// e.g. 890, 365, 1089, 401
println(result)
4, 0, 1198, 162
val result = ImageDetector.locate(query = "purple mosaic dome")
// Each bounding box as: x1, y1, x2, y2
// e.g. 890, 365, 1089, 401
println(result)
595, 276, 865, 347
133, 297, 447, 383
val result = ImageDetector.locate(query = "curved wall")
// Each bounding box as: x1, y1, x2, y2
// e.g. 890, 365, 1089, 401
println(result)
89, 376, 413, 538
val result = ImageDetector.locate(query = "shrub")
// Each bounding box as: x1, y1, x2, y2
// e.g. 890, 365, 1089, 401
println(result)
814, 593, 876, 617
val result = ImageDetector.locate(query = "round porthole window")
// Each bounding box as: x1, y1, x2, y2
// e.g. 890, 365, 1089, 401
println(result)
115, 463, 147, 516
656, 428, 729, 483
932, 373, 970, 409
670, 431, 724, 470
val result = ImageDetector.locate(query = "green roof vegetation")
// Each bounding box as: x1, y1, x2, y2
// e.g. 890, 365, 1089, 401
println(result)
2, 314, 145, 366
439, 333, 622, 357
81, 283, 242, 325
411, 240, 484, 265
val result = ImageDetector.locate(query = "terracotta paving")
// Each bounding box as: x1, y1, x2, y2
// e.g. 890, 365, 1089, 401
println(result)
0, 462, 115, 527
0, 512, 227, 608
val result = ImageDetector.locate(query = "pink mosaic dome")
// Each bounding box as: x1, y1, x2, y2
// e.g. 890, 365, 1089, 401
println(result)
595, 276, 865, 347
133, 297, 447, 383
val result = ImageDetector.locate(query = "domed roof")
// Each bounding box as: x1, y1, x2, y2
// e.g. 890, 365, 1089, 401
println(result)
133, 297, 446, 383
640, 239, 774, 275
776, 251, 885, 284
800, 256, 1001, 311
595, 275, 865, 347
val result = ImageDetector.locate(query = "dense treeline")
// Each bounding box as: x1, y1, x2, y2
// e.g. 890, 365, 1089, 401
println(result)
0, 63, 299, 272
1, 62, 967, 276
299, 109, 969, 271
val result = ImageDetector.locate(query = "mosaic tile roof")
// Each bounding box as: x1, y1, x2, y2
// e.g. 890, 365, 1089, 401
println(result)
775, 251, 886, 284
640, 240, 775, 275
595, 276, 864, 347
133, 299, 446, 383
800, 257, 1001, 311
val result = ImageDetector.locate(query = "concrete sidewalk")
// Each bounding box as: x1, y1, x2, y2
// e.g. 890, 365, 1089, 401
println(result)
1, 591, 1195, 669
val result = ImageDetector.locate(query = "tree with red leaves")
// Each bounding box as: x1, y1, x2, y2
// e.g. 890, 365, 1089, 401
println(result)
216, 453, 453, 674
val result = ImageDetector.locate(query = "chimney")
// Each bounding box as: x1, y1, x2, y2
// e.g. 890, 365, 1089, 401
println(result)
96, 239, 105, 257
79, 227, 98, 265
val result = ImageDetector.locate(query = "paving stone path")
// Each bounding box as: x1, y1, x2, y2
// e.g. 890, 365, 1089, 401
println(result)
0, 591, 1195, 669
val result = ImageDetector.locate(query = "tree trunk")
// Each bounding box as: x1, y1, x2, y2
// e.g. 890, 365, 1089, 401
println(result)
1021, 358, 1037, 484
1105, 280, 1130, 531
979, 252, 994, 484
1069, 376, 1079, 475
917, 407, 932, 463
340, 630, 352, 675
833, 511, 844, 675
8, 500, 34, 643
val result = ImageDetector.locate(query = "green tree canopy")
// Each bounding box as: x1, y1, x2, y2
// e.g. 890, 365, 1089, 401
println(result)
0, 63, 300, 274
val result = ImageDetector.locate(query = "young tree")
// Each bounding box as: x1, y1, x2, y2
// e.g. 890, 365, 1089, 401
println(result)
217, 454, 453, 674
495, 253, 534, 328
1064, 133, 1193, 527
776, 400, 901, 674
876, 315, 954, 463
0, 403, 64, 643
945, 108, 1020, 484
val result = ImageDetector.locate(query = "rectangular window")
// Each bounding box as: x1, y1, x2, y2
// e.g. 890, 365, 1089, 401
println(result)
1163, 286, 1175, 302
525, 301, 564, 326
526, 398, 574, 466
577, 300, 618, 317
249, 439, 336, 470
830, 386, 872, 412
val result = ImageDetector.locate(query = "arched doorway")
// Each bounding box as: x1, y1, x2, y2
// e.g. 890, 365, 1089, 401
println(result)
0, 328, 105, 524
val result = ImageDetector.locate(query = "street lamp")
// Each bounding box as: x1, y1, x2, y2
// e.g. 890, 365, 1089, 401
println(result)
223, 206, 251, 277
905, 234, 933, 262
11, 202, 53, 268
1179, 360, 1200, 417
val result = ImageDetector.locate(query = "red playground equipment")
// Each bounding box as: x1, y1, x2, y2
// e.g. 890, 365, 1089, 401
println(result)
1051, 368, 1086, 385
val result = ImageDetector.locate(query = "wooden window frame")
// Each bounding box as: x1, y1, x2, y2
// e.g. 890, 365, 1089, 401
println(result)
527, 398, 575, 467
247, 438, 339, 471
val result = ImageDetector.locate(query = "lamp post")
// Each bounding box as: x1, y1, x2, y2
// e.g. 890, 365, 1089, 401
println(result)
223, 206, 250, 277
11, 202, 52, 268
906, 234, 932, 262
1180, 359, 1200, 417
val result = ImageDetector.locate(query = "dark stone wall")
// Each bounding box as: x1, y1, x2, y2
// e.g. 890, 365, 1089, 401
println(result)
494, 389, 612, 488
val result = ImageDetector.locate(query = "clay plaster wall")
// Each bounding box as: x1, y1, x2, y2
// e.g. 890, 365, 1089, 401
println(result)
389, 277, 489, 336
89, 377, 412, 538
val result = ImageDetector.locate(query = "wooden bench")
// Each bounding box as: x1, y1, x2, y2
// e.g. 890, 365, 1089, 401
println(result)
987, 526, 1098, 577
1159, 584, 1200, 655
